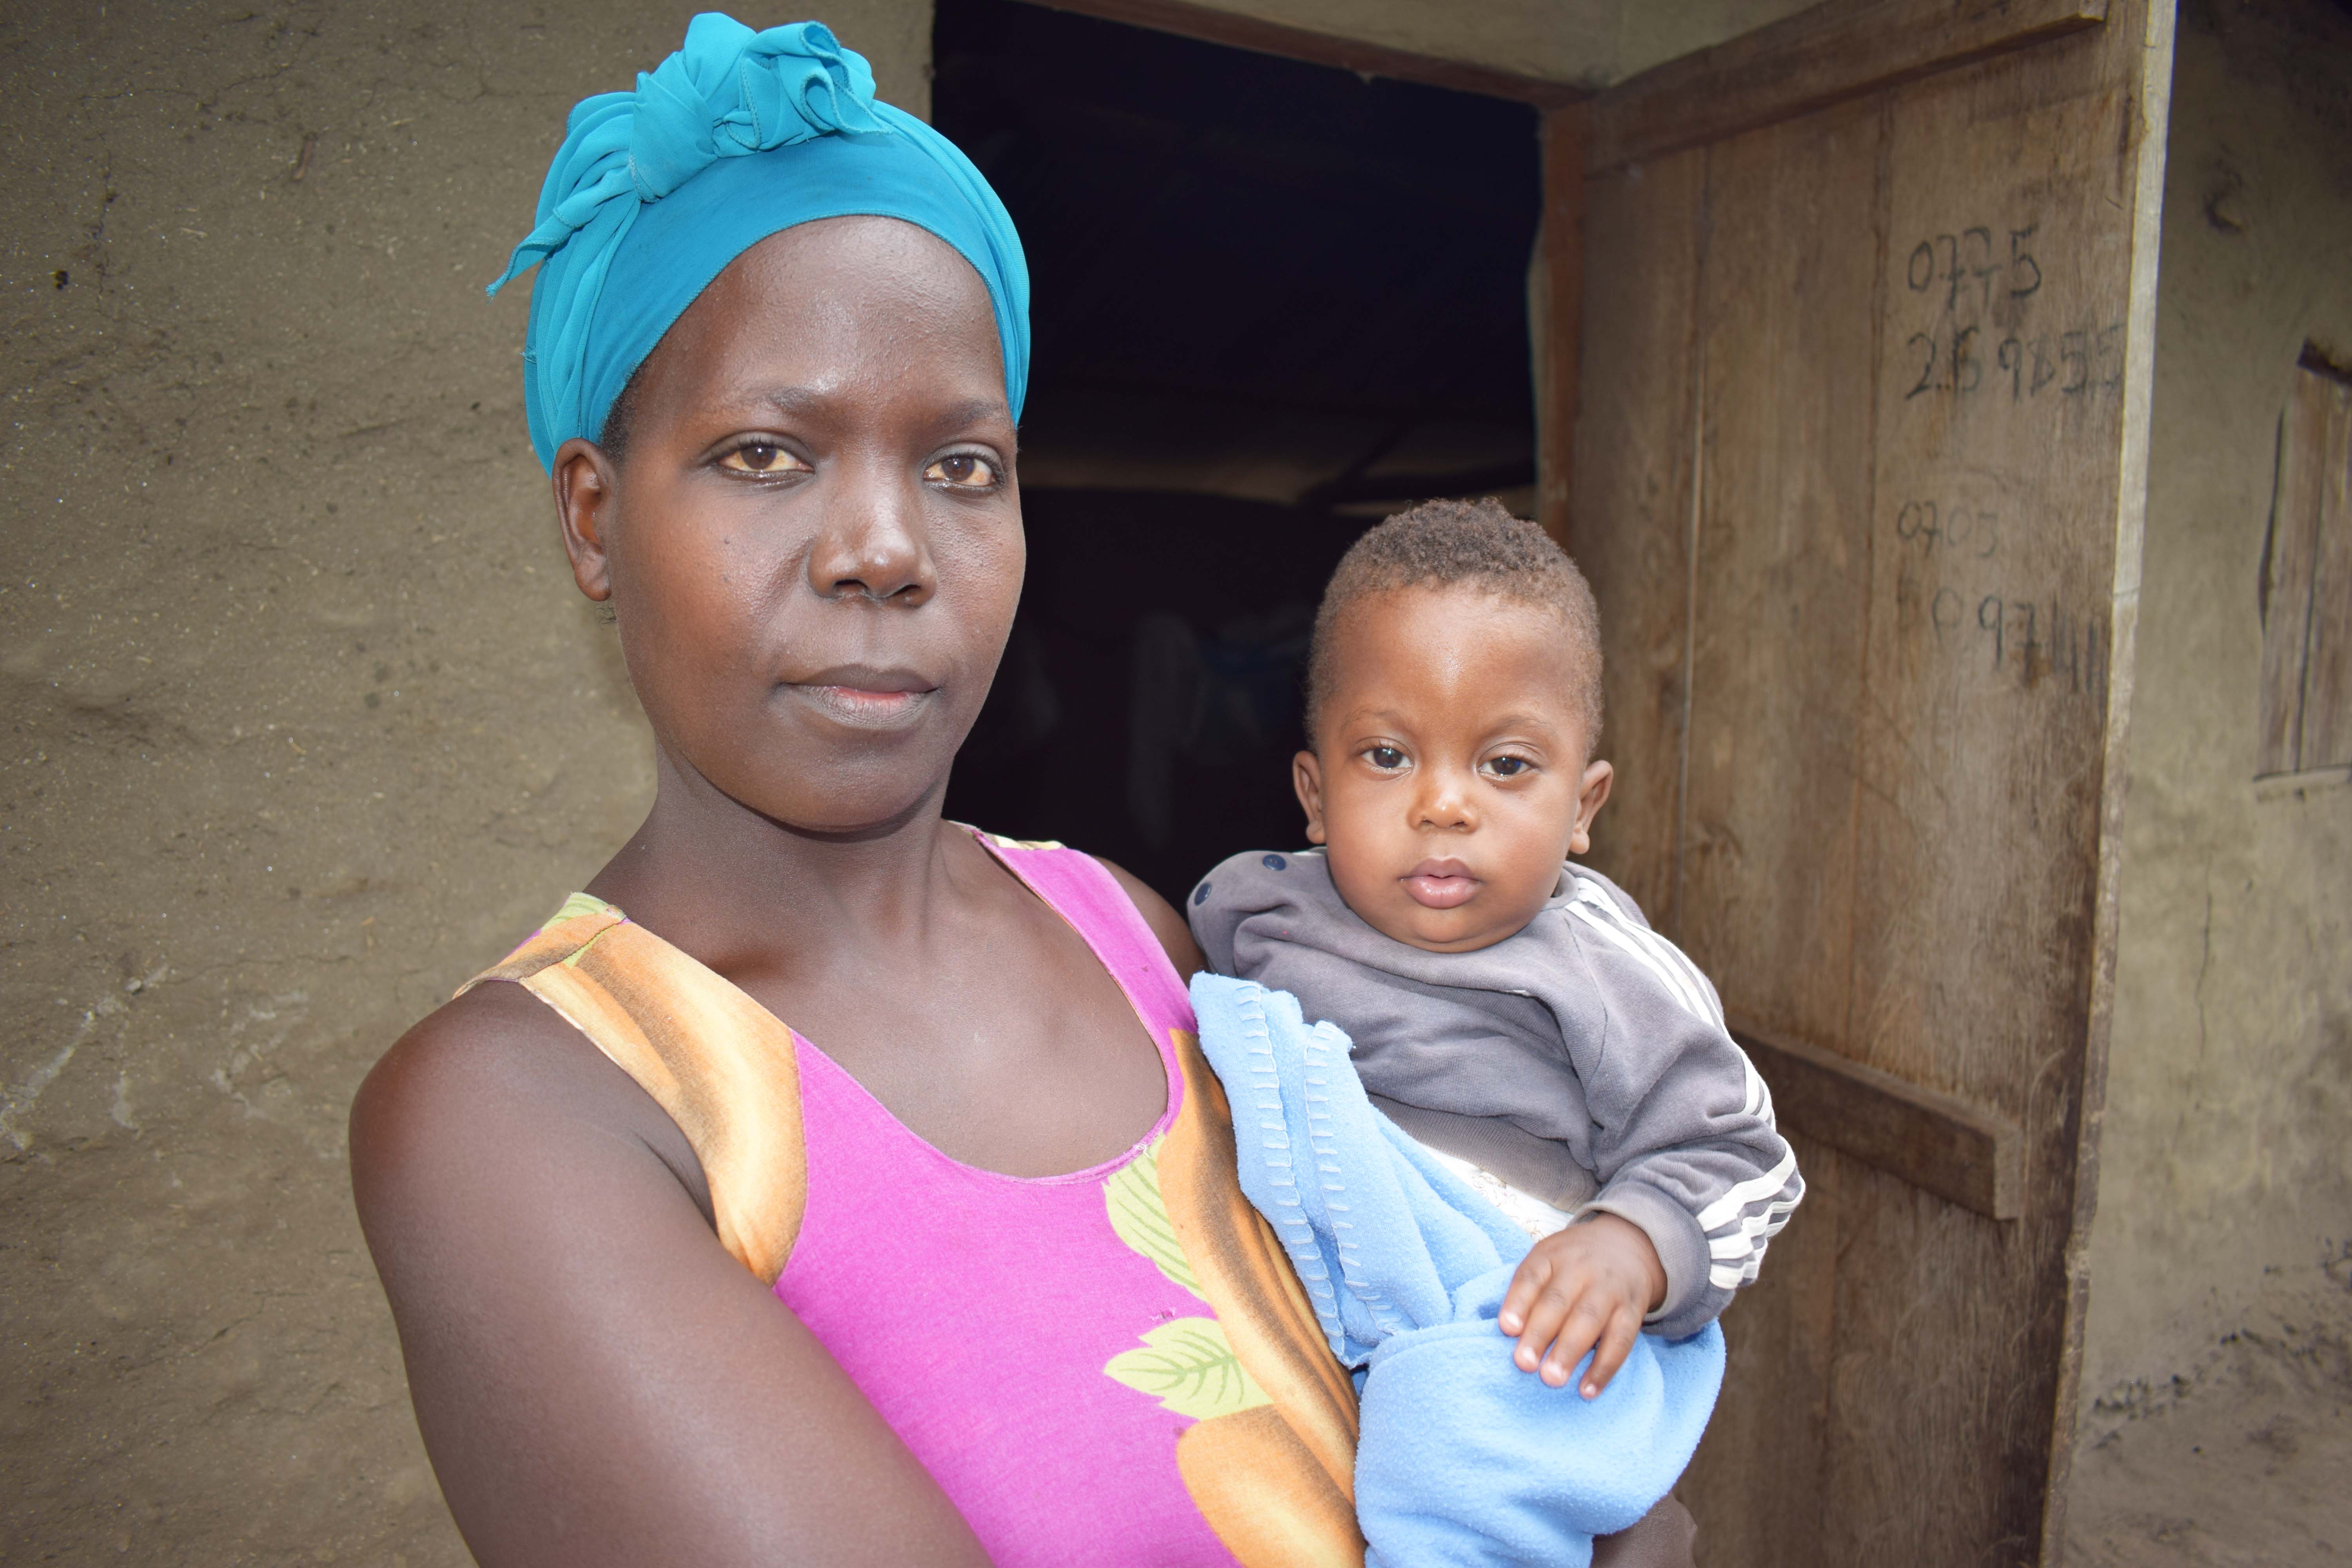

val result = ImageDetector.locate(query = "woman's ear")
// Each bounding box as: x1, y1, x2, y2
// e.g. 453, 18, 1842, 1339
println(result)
1292, 749, 1328, 845
1568, 758, 1614, 857
552, 437, 621, 604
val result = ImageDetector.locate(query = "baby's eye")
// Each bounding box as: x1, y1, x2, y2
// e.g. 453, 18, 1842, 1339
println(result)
924, 452, 999, 488
1365, 745, 1407, 771
719, 442, 812, 475
1485, 755, 1534, 778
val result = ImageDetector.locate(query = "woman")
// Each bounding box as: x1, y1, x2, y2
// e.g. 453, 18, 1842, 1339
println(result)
352, 18, 1360, 1566
354, 18, 1694, 1566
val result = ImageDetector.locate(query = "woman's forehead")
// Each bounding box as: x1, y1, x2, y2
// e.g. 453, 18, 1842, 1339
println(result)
642, 218, 1009, 419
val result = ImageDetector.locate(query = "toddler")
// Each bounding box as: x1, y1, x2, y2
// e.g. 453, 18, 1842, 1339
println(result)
1189, 498, 1801, 1397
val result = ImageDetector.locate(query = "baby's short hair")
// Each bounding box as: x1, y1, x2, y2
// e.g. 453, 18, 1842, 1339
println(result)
1304, 496, 1603, 745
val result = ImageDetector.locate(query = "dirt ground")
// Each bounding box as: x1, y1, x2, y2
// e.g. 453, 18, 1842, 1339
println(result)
2067, 1289, 2352, 1566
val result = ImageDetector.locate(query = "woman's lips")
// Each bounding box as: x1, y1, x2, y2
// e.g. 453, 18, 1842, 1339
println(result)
1401, 861, 1480, 909
784, 669, 938, 729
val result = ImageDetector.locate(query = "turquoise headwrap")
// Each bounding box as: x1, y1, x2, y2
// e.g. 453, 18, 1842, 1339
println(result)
489, 14, 1030, 472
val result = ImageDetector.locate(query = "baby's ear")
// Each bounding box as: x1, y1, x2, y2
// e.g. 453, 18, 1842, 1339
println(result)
1291, 750, 1328, 844
1568, 759, 1614, 857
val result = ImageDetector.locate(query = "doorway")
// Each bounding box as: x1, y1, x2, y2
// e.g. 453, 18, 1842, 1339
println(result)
933, 0, 1543, 903
932, 3, 2179, 1563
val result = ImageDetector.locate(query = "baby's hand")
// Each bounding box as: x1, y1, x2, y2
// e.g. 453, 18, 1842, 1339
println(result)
1496, 1213, 1666, 1398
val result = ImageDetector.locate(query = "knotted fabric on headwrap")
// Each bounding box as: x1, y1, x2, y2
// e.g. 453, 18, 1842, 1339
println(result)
489, 13, 1030, 471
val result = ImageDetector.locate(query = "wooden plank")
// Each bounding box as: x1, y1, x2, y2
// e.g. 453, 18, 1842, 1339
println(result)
1572, 121, 1849, 1568
1734, 1023, 2023, 1219
1824, 1163, 2038, 1561
1571, 0, 2165, 1559
1834, 3, 2165, 1559
1570, 147, 1704, 928
1023, 0, 1583, 105
1679, 1134, 1840, 1568
2039, 6, 2175, 1555
1588, 0, 2108, 173
2294, 367, 2352, 769
1675, 99, 1878, 1082
1535, 104, 1586, 549
1658, 109, 1881, 1559
2259, 369, 2331, 773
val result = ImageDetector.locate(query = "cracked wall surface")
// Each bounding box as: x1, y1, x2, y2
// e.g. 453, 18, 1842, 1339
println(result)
0, 2, 926, 1561
2076, 0, 2352, 1445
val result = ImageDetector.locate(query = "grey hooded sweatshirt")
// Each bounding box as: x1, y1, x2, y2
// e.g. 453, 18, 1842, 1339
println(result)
1188, 847, 1801, 1339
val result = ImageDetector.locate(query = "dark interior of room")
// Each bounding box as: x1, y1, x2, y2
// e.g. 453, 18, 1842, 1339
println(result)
933, 0, 1543, 902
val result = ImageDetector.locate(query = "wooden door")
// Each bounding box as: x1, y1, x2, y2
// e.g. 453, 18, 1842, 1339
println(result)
1547, 1, 2174, 1563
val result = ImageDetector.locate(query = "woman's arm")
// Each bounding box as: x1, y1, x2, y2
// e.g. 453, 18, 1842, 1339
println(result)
1099, 859, 1207, 980
350, 984, 989, 1568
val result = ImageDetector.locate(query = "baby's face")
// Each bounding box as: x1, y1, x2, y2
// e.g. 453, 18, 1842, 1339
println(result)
1295, 584, 1611, 953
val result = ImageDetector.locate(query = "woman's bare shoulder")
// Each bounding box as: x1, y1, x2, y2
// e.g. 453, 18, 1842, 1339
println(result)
351, 980, 705, 1214
1094, 858, 1206, 981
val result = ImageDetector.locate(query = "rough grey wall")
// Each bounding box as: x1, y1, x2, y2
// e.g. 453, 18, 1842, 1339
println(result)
0, 3, 926, 1561
2078, 0, 2352, 1437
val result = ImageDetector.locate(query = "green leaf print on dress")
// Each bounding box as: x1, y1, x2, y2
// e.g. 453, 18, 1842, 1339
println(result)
1100, 1134, 1273, 1420
1103, 1318, 1271, 1420
1105, 1136, 1205, 1300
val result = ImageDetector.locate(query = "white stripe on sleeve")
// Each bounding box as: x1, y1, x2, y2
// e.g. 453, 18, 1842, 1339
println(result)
1567, 896, 1712, 1023
1694, 1146, 1802, 1233
1566, 878, 1728, 1028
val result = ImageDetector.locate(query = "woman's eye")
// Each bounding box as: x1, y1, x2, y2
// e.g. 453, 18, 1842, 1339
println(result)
1366, 746, 1406, 771
720, 442, 809, 475
924, 453, 998, 488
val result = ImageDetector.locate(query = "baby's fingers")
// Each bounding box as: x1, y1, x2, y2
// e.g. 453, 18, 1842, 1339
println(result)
1576, 1304, 1644, 1399
1497, 1254, 1554, 1337
1535, 1298, 1608, 1390
1508, 1274, 1584, 1378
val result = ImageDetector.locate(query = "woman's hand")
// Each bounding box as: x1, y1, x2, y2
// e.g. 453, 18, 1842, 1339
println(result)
1495, 1212, 1667, 1399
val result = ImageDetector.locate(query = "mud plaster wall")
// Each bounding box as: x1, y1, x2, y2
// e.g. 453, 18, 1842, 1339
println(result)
0, 3, 925, 1561
2077, 0, 2352, 1439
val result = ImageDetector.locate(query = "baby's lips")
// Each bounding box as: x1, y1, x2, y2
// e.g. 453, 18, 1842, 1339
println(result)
1401, 872, 1479, 909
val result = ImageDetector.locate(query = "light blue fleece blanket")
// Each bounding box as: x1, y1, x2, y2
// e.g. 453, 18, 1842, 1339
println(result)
1190, 974, 1725, 1568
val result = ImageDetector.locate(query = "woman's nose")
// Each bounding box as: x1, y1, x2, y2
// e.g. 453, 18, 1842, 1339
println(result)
805, 463, 937, 604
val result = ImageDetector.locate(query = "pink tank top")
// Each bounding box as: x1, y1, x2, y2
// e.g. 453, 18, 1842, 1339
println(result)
466, 832, 1361, 1568
780, 838, 1235, 1563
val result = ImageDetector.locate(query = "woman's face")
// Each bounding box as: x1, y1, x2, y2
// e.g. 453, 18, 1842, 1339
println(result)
555, 216, 1023, 836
